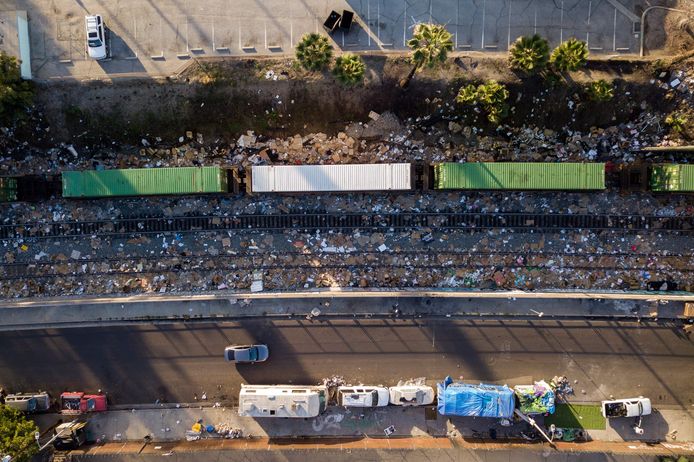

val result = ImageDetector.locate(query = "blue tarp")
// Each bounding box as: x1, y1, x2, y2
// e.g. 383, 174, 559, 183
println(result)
437, 377, 515, 418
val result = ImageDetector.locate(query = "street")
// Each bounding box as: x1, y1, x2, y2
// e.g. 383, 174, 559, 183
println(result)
1, 318, 692, 407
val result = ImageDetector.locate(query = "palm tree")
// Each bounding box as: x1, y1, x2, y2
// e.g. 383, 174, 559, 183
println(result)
550, 38, 588, 72
333, 53, 366, 85
402, 23, 453, 88
586, 80, 614, 101
295, 33, 333, 71
509, 34, 550, 73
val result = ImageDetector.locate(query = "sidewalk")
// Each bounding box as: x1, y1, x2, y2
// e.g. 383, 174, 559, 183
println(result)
33, 403, 694, 445
0, 292, 690, 331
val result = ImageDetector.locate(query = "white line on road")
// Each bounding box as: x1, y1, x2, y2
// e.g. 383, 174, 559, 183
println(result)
560, 0, 564, 43
403, 2, 407, 46
481, 0, 486, 48
507, 0, 512, 48
613, 7, 617, 51
367, 0, 371, 47
586, 0, 592, 45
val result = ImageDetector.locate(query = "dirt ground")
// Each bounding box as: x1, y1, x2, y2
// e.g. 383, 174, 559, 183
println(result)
23, 55, 671, 149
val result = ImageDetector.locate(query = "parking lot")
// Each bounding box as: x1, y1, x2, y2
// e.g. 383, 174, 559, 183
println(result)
3, 0, 642, 79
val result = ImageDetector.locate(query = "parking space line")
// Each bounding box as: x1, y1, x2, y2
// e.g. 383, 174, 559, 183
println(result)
534, 7, 537, 34
366, 0, 369, 47
560, 0, 564, 43
264, 21, 267, 50
586, 0, 591, 45
455, 0, 458, 48
481, 0, 486, 48
612, 8, 617, 51
507, 0, 512, 48
212, 18, 215, 50
403, 2, 407, 47
429, 0, 433, 23
290, 21, 293, 48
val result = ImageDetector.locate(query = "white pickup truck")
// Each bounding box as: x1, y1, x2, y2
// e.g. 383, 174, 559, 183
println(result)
601, 397, 652, 418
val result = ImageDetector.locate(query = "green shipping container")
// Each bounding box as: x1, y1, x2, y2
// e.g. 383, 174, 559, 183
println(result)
62, 167, 229, 198
650, 164, 694, 192
0, 177, 18, 202
433, 162, 606, 190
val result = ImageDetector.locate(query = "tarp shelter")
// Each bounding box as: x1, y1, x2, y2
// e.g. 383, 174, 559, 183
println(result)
437, 377, 515, 418
514, 381, 556, 415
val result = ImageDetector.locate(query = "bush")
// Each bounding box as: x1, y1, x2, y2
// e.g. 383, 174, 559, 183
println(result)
550, 38, 588, 72
333, 53, 365, 85
509, 34, 550, 73
586, 80, 614, 101
295, 33, 333, 71
456, 80, 510, 124
0, 404, 40, 462
0, 52, 33, 121
665, 114, 687, 133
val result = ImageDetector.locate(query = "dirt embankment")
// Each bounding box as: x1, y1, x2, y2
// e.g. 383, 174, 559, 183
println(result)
27, 55, 678, 150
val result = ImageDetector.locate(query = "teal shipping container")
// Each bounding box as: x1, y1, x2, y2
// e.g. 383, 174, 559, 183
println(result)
433, 162, 605, 190
62, 167, 228, 198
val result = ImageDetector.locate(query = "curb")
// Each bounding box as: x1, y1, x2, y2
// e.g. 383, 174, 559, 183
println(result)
2, 288, 693, 308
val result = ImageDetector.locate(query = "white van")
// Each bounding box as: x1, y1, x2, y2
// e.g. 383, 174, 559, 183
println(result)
338, 386, 389, 408
238, 385, 327, 418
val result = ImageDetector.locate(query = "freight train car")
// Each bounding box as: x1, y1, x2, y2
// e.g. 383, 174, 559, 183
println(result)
249, 164, 414, 193
431, 162, 606, 190
650, 164, 694, 192
62, 166, 241, 198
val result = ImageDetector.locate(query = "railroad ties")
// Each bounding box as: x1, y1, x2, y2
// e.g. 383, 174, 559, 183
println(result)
0, 212, 693, 241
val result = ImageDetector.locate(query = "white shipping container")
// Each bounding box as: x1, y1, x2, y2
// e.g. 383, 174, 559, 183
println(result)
251, 164, 412, 192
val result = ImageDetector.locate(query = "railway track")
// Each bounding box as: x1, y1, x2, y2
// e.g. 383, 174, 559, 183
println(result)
1, 212, 693, 241
2, 250, 692, 281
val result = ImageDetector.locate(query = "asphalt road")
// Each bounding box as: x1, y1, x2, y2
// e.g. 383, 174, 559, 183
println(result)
1, 319, 692, 408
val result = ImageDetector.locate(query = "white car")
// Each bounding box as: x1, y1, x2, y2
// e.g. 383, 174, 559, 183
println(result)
389, 385, 435, 406
337, 386, 389, 408
601, 397, 652, 418
85, 15, 107, 60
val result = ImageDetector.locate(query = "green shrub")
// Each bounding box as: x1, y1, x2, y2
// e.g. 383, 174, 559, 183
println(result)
665, 114, 687, 133
0, 52, 33, 121
550, 38, 589, 72
295, 33, 333, 71
586, 80, 614, 101
333, 53, 365, 85
456, 80, 510, 124
509, 34, 550, 73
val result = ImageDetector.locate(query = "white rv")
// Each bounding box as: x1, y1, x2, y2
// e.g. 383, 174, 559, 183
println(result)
238, 385, 327, 418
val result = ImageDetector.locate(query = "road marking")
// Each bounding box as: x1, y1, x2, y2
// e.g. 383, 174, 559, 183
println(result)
238, 19, 241, 50
455, 0, 459, 48
481, 0, 486, 48
534, 7, 537, 34
507, 0, 512, 48
367, 0, 370, 47
212, 18, 215, 50
613, 7, 617, 51
560, 0, 564, 43
186, 19, 189, 52
264, 20, 267, 50
403, 2, 407, 46
429, 0, 433, 23
290, 21, 293, 48
586, 0, 592, 45
377, 0, 380, 43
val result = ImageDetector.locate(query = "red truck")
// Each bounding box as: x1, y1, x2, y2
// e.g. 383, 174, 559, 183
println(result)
60, 392, 107, 415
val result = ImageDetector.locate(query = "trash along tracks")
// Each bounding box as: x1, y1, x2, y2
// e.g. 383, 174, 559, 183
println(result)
2, 212, 694, 241
3, 249, 692, 282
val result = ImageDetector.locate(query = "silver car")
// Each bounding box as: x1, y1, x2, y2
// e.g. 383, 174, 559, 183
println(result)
85, 15, 107, 60
224, 345, 269, 363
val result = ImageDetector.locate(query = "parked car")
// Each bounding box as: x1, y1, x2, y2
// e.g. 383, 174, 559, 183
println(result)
224, 345, 269, 363
85, 15, 107, 60
601, 397, 652, 418
389, 385, 435, 406
337, 386, 389, 408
